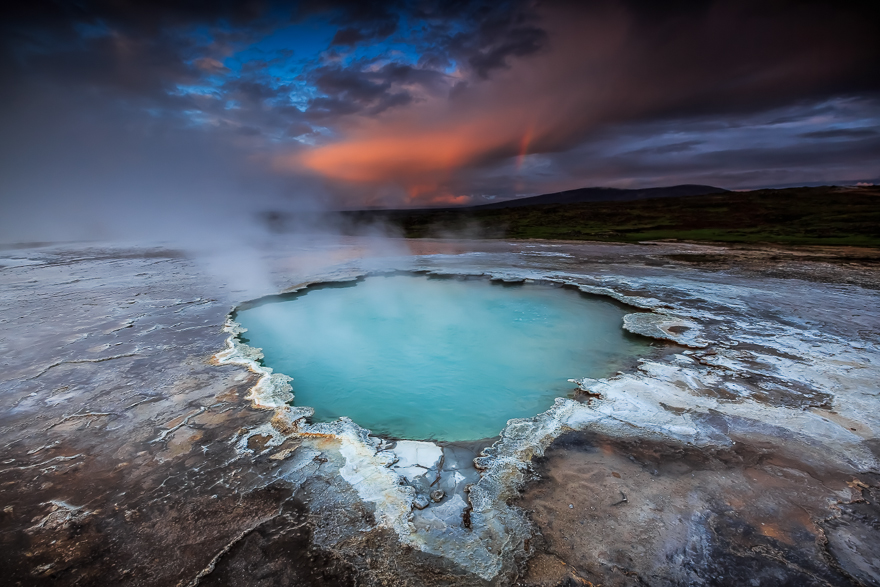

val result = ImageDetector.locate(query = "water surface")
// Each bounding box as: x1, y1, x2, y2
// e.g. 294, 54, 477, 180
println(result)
237, 275, 649, 441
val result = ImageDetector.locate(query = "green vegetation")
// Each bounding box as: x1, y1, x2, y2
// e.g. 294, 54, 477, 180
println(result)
341, 186, 880, 247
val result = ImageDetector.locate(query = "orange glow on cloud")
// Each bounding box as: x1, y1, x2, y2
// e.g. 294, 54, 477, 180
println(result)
275, 2, 862, 207
296, 130, 484, 183
279, 113, 530, 205
274, 6, 628, 206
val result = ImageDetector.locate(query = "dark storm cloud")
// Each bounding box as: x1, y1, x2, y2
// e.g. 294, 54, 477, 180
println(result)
515, 0, 880, 158
297, 0, 400, 46
460, 12, 548, 79
612, 136, 880, 181
0, 0, 282, 84
623, 141, 705, 156
222, 77, 291, 102
303, 61, 447, 119
518, 98, 880, 194
21, 31, 201, 96
287, 0, 880, 205
0, 1, 289, 118
312, 67, 393, 103
800, 129, 878, 140
403, 0, 549, 79
2, 0, 880, 219
2, 0, 281, 34
330, 21, 398, 47
307, 91, 413, 119
607, 134, 880, 190
297, 0, 401, 26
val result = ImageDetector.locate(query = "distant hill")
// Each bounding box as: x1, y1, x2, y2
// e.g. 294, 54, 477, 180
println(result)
473, 184, 728, 209
325, 185, 880, 247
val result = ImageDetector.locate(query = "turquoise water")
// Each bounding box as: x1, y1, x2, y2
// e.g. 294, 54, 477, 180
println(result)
236, 275, 649, 441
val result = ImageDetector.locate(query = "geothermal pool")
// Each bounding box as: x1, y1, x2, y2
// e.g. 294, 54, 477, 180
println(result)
236, 274, 651, 441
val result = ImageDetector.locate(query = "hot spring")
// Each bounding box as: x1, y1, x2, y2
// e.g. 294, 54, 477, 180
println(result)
236, 274, 651, 441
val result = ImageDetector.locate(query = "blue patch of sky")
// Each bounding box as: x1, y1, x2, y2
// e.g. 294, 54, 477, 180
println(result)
294, 125, 334, 145
160, 20, 328, 123
180, 109, 213, 128
218, 12, 452, 107
334, 33, 422, 70
220, 18, 336, 112
225, 18, 335, 76
163, 10, 468, 131
172, 84, 221, 97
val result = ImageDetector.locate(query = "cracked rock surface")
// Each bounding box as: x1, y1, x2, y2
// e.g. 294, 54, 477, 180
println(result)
1, 238, 878, 586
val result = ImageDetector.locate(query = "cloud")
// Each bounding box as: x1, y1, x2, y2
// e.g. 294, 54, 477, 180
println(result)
275, 0, 880, 204
800, 128, 877, 139
544, 111, 880, 191
303, 61, 449, 120
330, 21, 398, 46
2, 0, 880, 216
457, 6, 548, 78
193, 56, 229, 73
623, 140, 705, 156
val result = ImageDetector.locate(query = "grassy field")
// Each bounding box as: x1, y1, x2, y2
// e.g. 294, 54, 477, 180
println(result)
340, 186, 880, 247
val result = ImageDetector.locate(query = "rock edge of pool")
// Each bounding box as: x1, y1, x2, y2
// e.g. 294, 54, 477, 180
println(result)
231, 273, 658, 443
1, 239, 879, 586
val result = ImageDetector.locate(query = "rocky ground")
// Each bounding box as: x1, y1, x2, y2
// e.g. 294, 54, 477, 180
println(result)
518, 432, 880, 586
1, 238, 878, 586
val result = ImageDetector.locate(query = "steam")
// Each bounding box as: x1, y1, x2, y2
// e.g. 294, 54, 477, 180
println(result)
0, 80, 416, 298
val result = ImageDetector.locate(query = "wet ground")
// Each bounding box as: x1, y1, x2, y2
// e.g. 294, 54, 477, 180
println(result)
1, 238, 878, 586
519, 432, 880, 587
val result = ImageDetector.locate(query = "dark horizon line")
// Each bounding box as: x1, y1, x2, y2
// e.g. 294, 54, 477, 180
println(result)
329, 179, 879, 214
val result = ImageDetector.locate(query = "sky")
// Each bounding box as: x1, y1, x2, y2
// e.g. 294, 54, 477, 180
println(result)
1, 0, 879, 240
